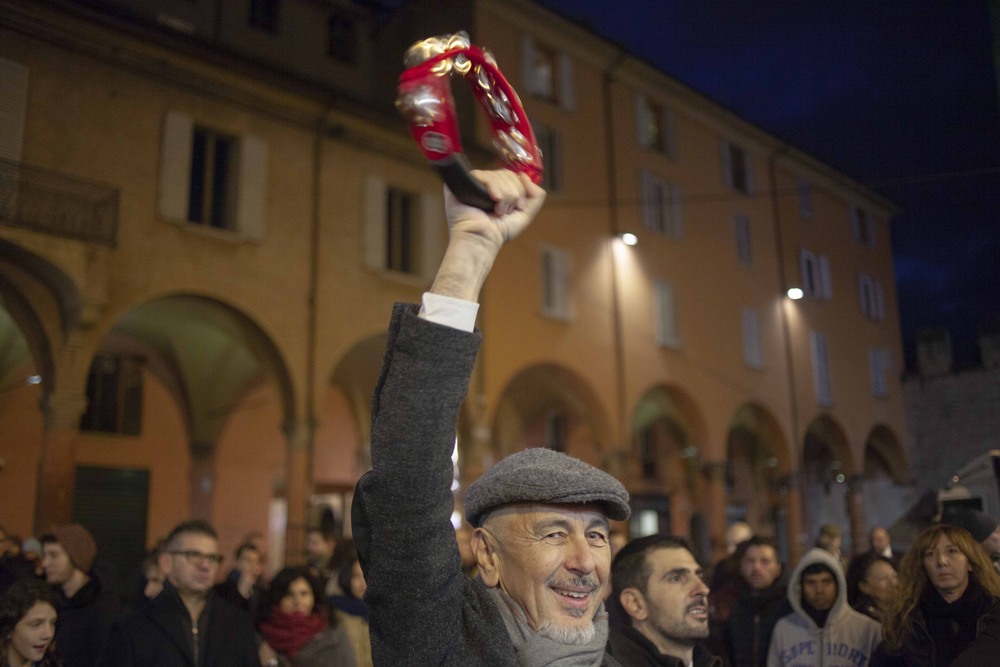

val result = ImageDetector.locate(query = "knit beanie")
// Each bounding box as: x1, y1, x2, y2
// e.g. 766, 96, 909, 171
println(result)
46, 524, 97, 573
465, 447, 630, 527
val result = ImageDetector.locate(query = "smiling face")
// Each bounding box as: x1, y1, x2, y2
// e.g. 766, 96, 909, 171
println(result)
7, 601, 57, 665
628, 547, 710, 653
923, 534, 971, 602
475, 503, 611, 642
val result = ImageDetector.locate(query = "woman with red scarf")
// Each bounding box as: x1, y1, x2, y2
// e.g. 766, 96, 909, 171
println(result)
257, 566, 356, 667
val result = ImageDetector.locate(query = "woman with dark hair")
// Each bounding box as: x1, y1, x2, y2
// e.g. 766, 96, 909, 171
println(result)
330, 551, 372, 667
846, 552, 898, 621
872, 523, 1000, 666
256, 566, 355, 667
0, 578, 61, 667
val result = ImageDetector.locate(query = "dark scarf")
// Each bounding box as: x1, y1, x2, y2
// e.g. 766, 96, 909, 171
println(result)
259, 610, 327, 658
921, 575, 987, 667
801, 600, 831, 629
330, 594, 369, 621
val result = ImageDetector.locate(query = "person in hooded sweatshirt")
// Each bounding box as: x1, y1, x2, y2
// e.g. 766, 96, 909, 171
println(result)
767, 548, 881, 667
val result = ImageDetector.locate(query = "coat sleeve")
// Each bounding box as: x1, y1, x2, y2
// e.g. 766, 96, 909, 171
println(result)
351, 304, 482, 666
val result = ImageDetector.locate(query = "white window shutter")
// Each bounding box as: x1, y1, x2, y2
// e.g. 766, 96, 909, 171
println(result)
541, 245, 570, 319
363, 174, 387, 270
236, 134, 268, 240
639, 170, 652, 232
819, 255, 833, 299
874, 280, 885, 320
851, 207, 861, 241
521, 34, 538, 95
420, 192, 444, 283
654, 280, 680, 348
558, 52, 575, 111
0, 58, 28, 163
670, 183, 684, 239
159, 110, 194, 221
810, 330, 832, 405
742, 307, 763, 369
635, 93, 650, 147
870, 348, 889, 397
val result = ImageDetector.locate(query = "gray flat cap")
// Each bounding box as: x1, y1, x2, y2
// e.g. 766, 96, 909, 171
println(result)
465, 447, 630, 526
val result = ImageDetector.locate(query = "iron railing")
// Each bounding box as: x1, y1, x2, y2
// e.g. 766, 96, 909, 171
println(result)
0, 159, 119, 246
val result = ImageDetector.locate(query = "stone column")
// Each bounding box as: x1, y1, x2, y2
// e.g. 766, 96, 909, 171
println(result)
846, 473, 868, 557
34, 391, 87, 534
188, 442, 215, 523
783, 471, 807, 563
701, 460, 728, 563
283, 419, 312, 564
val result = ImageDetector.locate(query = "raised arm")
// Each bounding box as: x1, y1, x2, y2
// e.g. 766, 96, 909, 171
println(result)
428, 169, 546, 303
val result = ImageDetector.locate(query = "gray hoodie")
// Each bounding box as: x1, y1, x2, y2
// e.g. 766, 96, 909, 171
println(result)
766, 548, 882, 667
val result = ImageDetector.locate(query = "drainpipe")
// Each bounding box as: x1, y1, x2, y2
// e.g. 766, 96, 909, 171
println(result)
603, 49, 629, 480
768, 142, 805, 562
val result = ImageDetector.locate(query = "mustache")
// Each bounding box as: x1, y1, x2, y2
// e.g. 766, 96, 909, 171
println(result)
686, 596, 708, 612
548, 575, 600, 591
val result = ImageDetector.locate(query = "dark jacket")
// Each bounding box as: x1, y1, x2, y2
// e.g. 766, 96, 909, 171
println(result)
352, 304, 620, 667
99, 581, 259, 666
724, 577, 792, 667
871, 579, 1000, 667
55, 574, 122, 667
609, 624, 722, 667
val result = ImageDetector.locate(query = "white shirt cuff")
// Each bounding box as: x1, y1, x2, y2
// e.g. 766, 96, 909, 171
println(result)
418, 292, 479, 332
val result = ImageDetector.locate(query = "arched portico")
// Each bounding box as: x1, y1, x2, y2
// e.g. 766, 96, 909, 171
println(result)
628, 385, 708, 551
726, 403, 798, 560
802, 414, 855, 552
491, 362, 612, 471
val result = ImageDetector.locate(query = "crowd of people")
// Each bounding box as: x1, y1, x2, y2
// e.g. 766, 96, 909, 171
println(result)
4, 171, 1000, 666
0, 520, 374, 667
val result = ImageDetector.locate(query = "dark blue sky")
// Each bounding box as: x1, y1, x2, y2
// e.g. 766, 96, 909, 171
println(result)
537, 0, 1000, 371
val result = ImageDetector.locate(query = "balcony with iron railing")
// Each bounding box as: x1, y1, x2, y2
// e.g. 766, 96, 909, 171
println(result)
0, 159, 119, 246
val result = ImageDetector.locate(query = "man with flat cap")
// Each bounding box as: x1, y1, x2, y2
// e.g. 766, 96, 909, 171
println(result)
351, 169, 629, 666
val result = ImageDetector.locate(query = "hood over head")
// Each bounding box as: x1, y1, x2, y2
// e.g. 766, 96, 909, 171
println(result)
787, 547, 848, 627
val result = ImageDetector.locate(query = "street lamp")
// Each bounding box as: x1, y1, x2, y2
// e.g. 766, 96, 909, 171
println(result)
620, 232, 638, 246
786, 287, 804, 300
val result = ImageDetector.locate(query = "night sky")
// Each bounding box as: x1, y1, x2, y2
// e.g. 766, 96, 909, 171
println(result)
535, 0, 1000, 372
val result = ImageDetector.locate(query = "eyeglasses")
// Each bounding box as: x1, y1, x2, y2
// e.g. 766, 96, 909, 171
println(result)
168, 550, 224, 566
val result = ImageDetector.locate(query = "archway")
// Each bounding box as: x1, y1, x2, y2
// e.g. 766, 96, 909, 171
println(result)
802, 414, 854, 551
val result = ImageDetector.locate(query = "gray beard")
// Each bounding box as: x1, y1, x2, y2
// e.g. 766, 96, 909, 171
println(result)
535, 619, 597, 646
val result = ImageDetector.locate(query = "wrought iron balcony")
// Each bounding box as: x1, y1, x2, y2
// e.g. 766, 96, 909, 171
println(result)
0, 159, 119, 246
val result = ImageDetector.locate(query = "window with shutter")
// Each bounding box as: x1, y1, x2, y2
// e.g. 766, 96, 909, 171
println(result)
654, 280, 681, 348
810, 331, 833, 406
741, 308, 764, 369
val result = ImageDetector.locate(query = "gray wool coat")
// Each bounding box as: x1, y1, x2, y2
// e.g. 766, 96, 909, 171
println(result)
352, 304, 621, 667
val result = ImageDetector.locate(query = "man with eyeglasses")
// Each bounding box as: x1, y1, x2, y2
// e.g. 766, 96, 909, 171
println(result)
101, 519, 259, 666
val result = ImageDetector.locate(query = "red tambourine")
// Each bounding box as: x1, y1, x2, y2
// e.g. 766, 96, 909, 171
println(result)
396, 32, 543, 211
